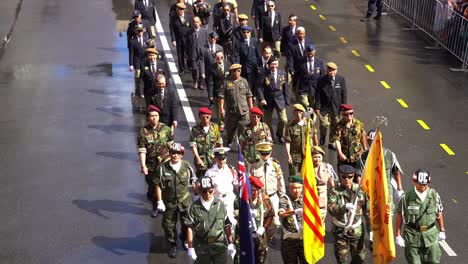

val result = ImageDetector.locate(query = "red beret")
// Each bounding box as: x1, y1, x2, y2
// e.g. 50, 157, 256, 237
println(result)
249, 176, 264, 188
198, 107, 212, 115
250, 107, 263, 116
340, 104, 353, 111
147, 105, 161, 113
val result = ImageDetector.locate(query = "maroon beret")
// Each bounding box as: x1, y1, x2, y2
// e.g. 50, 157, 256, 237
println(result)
340, 104, 353, 111
249, 176, 264, 188
250, 107, 263, 116
198, 107, 212, 115
147, 105, 161, 113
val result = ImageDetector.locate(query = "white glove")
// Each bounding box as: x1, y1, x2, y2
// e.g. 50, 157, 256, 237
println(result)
187, 247, 197, 263
438, 231, 446, 241
250, 209, 258, 217
345, 203, 356, 211
256, 226, 266, 236
397, 190, 405, 199
295, 208, 303, 216
227, 243, 236, 259
395, 235, 405, 247
157, 200, 166, 212
369, 231, 373, 242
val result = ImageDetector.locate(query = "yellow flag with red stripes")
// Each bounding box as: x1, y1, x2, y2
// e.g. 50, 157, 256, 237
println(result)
361, 131, 396, 263
302, 122, 325, 263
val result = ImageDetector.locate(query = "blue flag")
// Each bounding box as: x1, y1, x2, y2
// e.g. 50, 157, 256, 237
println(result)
237, 143, 255, 264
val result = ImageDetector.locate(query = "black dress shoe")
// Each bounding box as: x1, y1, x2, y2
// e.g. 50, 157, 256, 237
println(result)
374, 14, 382, 20
150, 210, 158, 218
278, 137, 285, 144
328, 143, 336, 150
168, 246, 177, 258
319, 137, 325, 146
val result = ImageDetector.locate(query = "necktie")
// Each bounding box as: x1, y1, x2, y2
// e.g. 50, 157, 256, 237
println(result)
270, 12, 274, 27
151, 63, 156, 75
195, 31, 199, 39
159, 89, 164, 107
309, 59, 313, 74
331, 78, 335, 88
291, 26, 295, 36
263, 162, 268, 192
140, 37, 144, 48
218, 64, 223, 75
300, 42, 304, 56
246, 39, 249, 47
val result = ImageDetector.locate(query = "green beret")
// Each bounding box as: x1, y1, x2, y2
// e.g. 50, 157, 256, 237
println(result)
288, 175, 303, 184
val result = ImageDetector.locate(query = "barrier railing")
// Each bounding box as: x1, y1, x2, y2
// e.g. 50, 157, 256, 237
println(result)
383, 0, 468, 72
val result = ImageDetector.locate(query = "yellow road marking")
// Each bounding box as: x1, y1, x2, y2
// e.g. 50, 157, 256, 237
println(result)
351, 50, 360, 57
319, 14, 326, 20
440, 144, 455, 155
365, 64, 375, 72
329, 25, 336, 31
452, 199, 457, 204
417, 120, 430, 130
310, 4, 316, 10
380, 81, 391, 89
340, 37, 348, 44
397, 99, 408, 108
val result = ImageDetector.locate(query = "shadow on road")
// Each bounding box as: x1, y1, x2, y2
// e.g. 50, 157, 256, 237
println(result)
96, 151, 139, 162
72, 199, 150, 219
127, 192, 148, 203
92, 233, 162, 255
88, 124, 136, 134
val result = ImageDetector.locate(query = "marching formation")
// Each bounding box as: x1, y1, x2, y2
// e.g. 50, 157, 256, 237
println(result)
128, 0, 448, 263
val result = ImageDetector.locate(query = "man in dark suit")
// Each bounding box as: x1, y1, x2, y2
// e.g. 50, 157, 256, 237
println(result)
286, 27, 313, 99
232, 14, 256, 45
188, 16, 209, 89
259, 1, 282, 58
251, 0, 268, 31
280, 14, 298, 57
207, 51, 230, 131
256, 45, 273, 87
149, 74, 179, 131
203, 32, 224, 90
216, 4, 237, 63
234, 26, 261, 98
193, 0, 211, 27
258, 57, 289, 143
135, 0, 156, 25
169, 3, 193, 73
127, 10, 153, 49
140, 48, 168, 104
296, 44, 325, 108
129, 24, 149, 97
315, 62, 347, 148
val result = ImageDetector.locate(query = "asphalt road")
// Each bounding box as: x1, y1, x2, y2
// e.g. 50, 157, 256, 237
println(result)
0, 0, 466, 263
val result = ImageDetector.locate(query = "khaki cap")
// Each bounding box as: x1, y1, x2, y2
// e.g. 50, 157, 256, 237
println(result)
326, 62, 338, 70
229, 64, 242, 70
292, 104, 305, 112
238, 14, 249, 20
145, 48, 159, 55
176, 2, 186, 9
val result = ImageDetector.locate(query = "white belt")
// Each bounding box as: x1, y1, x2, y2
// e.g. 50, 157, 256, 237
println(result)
332, 217, 362, 229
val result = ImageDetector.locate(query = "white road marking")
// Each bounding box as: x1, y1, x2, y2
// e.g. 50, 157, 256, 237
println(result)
154, 10, 197, 128
439, 240, 457, 256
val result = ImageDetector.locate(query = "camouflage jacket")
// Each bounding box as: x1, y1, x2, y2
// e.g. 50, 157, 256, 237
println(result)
332, 119, 365, 162
189, 122, 223, 169
239, 122, 273, 163
285, 118, 317, 161
154, 160, 194, 209
279, 194, 303, 235
137, 123, 174, 171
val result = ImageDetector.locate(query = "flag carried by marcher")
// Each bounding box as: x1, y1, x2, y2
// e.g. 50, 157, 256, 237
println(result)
302, 122, 325, 263
237, 143, 255, 264
361, 130, 396, 263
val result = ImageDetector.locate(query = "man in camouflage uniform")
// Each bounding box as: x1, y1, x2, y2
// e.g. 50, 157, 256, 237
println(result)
189, 107, 223, 179
154, 143, 196, 258
218, 63, 254, 146
395, 169, 446, 264
239, 107, 273, 164
333, 104, 367, 179
186, 176, 236, 264
137, 105, 174, 216
285, 104, 318, 176
328, 165, 368, 264
278, 175, 306, 264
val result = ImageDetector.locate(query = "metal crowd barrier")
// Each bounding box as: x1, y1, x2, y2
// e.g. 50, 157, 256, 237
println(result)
383, 0, 468, 72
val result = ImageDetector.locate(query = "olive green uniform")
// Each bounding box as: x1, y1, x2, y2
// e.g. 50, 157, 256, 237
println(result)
332, 119, 365, 169
218, 76, 253, 145
239, 122, 273, 163
137, 123, 174, 203
285, 118, 317, 176
185, 197, 229, 264
189, 122, 223, 178
328, 183, 367, 264
398, 187, 443, 264
155, 160, 195, 245
278, 194, 306, 264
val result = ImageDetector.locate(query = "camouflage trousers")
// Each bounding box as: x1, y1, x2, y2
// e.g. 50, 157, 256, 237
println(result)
332, 230, 366, 264
288, 159, 303, 177
162, 205, 190, 244
318, 112, 339, 144
195, 246, 227, 264
281, 238, 307, 264
234, 235, 268, 264
145, 171, 157, 205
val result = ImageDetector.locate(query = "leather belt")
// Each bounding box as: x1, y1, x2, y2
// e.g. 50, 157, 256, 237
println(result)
406, 222, 435, 232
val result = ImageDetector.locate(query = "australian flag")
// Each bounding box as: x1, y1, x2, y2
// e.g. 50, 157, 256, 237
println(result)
237, 143, 255, 264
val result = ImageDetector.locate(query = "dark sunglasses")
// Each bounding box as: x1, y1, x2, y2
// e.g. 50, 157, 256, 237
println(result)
268, 5, 275, 7
170, 151, 183, 155
201, 189, 214, 194
343, 112, 354, 116
259, 151, 271, 156
341, 175, 354, 180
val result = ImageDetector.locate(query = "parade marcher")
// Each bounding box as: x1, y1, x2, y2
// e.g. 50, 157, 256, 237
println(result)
395, 169, 446, 264
251, 0, 269, 31
257, 56, 289, 143
216, 4, 237, 64
248, 142, 286, 239
239, 107, 273, 164
148, 74, 179, 131
218, 64, 253, 147
295, 44, 326, 108
126, 10, 153, 49
233, 25, 261, 96
204, 147, 238, 227
129, 24, 149, 98
328, 165, 368, 264
285, 104, 318, 176
140, 48, 167, 101
311, 146, 336, 221
169, 0, 194, 18
134, 0, 156, 35
188, 16, 208, 90
193, 0, 212, 27
257, 45, 273, 81
213, 0, 239, 29
232, 14, 256, 44
154, 143, 195, 257
233, 176, 274, 264
315, 62, 347, 147
258, 1, 282, 58
207, 50, 230, 131
280, 14, 299, 57
189, 107, 223, 179
203, 32, 224, 73
278, 175, 306, 264
333, 104, 367, 174
169, 3, 193, 73
186, 176, 236, 264
286, 27, 313, 96
361, 0, 383, 20
137, 105, 174, 215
